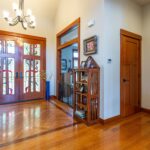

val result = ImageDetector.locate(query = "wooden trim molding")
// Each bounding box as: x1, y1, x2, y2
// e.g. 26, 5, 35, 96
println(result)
99, 115, 121, 125
120, 29, 142, 40
99, 118, 104, 124
57, 18, 80, 37
50, 95, 57, 100
57, 38, 79, 50
0, 30, 46, 41
0, 99, 44, 106
141, 108, 150, 114
56, 18, 80, 98
49, 100, 73, 117
0, 122, 79, 148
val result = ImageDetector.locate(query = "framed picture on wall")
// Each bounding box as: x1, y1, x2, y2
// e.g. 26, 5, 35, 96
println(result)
61, 59, 67, 71
84, 36, 97, 55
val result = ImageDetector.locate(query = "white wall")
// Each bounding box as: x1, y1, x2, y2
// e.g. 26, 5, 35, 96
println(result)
142, 4, 150, 109
1, 0, 148, 118
54, 0, 105, 118
54, 0, 143, 119
104, 0, 142, 119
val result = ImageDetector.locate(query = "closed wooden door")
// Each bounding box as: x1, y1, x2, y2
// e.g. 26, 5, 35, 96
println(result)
0, 36, 19, 103
121, 30, 141, 117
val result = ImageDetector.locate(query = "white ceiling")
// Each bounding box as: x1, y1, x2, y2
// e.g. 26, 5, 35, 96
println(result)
1, 0, 150, 21
0, 0, 59, 20
133, 0, 150, 5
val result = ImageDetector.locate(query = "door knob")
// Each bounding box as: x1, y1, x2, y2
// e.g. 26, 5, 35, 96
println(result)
16, 72, 19, 79
123, 79, 129, 82
20, 72, 23, 79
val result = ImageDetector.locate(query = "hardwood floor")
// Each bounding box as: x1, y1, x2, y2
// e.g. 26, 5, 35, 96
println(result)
0, 100, 77, 148
0, 100, 150, 150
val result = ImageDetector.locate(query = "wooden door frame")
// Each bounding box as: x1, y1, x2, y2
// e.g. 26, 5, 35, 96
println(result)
56, 18, 80, 99
0, 30, 46, 103
120, 29, 142, 117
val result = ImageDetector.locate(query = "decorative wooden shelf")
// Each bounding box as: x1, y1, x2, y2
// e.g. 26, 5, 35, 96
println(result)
74, 115, 87, 123
76, 103, 87, 109
74, 69, 88, 72
73, 57, 100, 126
75, 91, 88, 97
76, 81, 88, 85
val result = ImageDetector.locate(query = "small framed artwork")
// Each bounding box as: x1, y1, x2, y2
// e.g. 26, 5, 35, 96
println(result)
61, 59, 67, 71
84, 36, 97, 55
80, 61, 86, 68
85, 56, 93, 68
84, 56, 97, 68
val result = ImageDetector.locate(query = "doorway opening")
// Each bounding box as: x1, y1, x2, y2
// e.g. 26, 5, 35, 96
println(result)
120, 29, 142, 117
0, 30, 46, 104
56, 18, 80, 107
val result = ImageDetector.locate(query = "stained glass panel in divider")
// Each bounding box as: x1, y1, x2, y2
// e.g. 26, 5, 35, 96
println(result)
0, 58, 2, 94
8, 58, 15, 95
60, 26, 78, 45
7, 41, 15, 54
0, 40, 6, 54
0, 58, 2, 71
3, 58, 7, 95
3, 41, 6, 54
30, 60, 34, 92
34, 44, 41, 56
0, 40, 2, 54
31, 44, 34, 56
24, 43, 30, 55
35, 60, 40, 92
24, 59, 30, 93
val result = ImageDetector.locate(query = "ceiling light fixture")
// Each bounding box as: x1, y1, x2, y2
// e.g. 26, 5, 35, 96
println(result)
3, 0, 36, 30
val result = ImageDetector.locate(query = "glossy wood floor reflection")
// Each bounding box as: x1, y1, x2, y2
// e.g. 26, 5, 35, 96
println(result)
0, 100, 150, 150
0, 100, 76, 148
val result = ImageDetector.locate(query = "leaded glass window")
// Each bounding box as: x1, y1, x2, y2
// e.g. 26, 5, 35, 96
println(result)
7, 41, 15, 54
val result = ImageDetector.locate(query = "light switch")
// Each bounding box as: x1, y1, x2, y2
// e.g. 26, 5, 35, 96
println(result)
88, 19, 95, 27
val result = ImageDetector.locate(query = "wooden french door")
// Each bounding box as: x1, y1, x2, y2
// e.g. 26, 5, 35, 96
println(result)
19, 39, 45, 100
0, 31, 46, 104
120, 29, 141, 117
0, 36, 19, 103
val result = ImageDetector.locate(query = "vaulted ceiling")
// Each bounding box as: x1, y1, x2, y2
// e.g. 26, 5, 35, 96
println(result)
0, 0, 150, 22
0, 0, 59, 20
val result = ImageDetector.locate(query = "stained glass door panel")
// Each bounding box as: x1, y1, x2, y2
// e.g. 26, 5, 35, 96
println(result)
23, 59, 41, 94
0, 34, 45, 103
0, 38, 19, 104
19, 40, 44, 100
